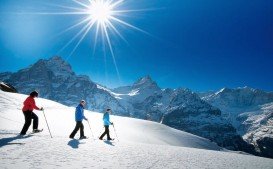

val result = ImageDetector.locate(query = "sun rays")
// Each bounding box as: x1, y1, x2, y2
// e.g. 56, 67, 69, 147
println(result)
20, 0, 155, 82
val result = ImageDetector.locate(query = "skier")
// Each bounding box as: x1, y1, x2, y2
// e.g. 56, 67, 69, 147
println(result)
20, 91, 43, 135
99, 108, 114, 141
69, 100, 88, 139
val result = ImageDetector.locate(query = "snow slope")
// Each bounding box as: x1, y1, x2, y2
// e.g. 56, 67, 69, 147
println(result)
1, 133, 273, 169
1, 91, 273, 168
0, 91, 219, 149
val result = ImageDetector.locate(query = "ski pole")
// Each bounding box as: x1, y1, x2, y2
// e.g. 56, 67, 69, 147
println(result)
42, 109, 53, 138
87, 120, 95, 140
112, 123, 119, 142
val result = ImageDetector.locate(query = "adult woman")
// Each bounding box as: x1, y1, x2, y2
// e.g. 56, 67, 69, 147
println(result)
20, 91, 43, 135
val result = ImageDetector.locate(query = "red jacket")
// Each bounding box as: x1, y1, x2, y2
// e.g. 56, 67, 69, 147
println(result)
22, 96, 40, 112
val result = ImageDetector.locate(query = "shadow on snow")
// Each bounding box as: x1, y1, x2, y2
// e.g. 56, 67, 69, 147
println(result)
103, 140, 115, 146
0, 134, 32, 147
67, 139, 86, 149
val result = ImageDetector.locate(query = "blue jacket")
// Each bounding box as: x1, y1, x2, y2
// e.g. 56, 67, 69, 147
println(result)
103, 112, 111, 126
75, 104, 87, 121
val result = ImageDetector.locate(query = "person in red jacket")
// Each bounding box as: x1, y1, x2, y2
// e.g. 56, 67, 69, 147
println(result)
20, 91, 43, 135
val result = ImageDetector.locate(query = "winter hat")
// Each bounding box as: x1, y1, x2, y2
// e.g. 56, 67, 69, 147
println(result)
30, 91, 38, 97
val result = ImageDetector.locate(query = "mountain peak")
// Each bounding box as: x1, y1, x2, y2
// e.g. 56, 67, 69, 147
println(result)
134, 75, 154, 86
46, 56, 68, 65
237, 86, 257, 92
132, 75, 161, 91
47, 56, 67, 63
216, 87, 231, 94
113, 76, 159, 94
42, 56, 74, 76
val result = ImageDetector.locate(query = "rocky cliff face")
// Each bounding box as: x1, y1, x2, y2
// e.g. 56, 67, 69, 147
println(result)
202, 87, 273, 111
0, 56, 128, 116
113, 80, 252, 152
200, 87, 273, 158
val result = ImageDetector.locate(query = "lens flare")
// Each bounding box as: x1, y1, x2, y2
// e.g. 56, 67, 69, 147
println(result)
24, 0, 156, 82
88, 0, 112, 24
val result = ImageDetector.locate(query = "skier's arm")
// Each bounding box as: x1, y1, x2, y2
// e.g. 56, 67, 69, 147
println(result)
32, 99, 41, 110
82, 107, 88, 121
109, 110, 114, 125
108, 115, 112, 125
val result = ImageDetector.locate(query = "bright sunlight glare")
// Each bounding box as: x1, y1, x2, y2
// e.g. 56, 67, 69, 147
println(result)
25, 0, 155, 82
88, 0, 113, 23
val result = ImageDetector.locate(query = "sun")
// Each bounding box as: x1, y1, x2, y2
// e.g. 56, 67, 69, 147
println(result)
31, 0, 154, 81
88, 0, 113, 24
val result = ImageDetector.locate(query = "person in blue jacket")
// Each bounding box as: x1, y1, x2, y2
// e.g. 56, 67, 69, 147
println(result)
69, 100, 88, 139
99, 108, 114, 140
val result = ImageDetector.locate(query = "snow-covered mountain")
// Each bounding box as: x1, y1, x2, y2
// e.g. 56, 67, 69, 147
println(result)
1, 91, 273, 168
201, 87, 273, 158
112, 76, 162, 118
201, 87, 273, 112
0, 56, 128, 116
112, 80, 253, 153
0, 56, 256, 154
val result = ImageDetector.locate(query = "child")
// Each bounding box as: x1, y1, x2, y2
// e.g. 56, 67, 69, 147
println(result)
99, 109, 114, 140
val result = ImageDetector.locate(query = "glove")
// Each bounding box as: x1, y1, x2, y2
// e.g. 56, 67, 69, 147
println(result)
40, 107, 44, 111
111, 122, 114, 125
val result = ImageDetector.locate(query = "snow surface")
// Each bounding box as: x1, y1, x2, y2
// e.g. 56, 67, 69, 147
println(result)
1, 91, 273, 169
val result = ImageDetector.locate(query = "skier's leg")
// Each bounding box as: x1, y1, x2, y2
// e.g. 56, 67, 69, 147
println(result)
20, 111, 32, 135
80, 122, 84, 137
32, 112, 39, 130
99, 125, 107, 139
106, 126, 111, 140
70, 122, 81, 138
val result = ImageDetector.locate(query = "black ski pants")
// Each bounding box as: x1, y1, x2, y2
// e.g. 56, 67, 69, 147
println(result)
70, 121, 85, 138
20, 111, 39, 135
99, 125, 111, 140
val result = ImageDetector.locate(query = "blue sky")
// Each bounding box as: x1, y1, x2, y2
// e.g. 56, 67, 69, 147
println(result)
0, 0, 272, 91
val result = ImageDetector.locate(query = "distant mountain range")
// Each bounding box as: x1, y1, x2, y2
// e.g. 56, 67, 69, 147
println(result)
1, 56, 272, 157
199, 87, 273, 158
